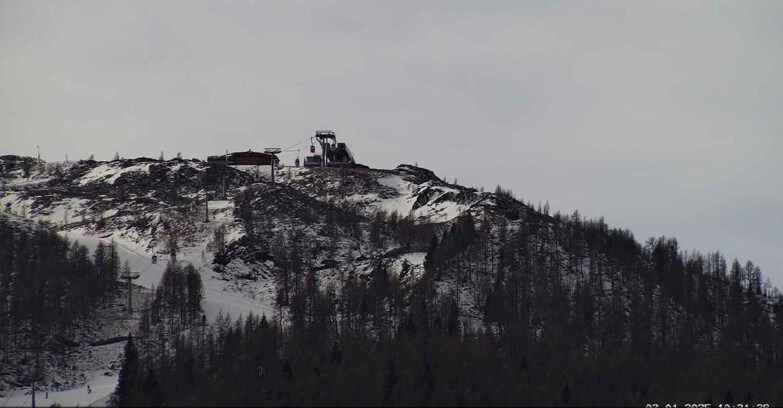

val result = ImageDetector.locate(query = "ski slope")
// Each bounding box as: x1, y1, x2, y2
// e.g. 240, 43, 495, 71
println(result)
0, 370, 117, 407
68, 233, 274, 321
0, 232, 274, 408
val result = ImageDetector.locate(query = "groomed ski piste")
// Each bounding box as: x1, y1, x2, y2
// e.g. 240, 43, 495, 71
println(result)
0, 369, 117, 408
0, 230, 276, 407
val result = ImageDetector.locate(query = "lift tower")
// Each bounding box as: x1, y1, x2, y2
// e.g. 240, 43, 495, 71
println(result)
314, 130, 336, 168
121, 271, 141, 315
264, 148, 281, 183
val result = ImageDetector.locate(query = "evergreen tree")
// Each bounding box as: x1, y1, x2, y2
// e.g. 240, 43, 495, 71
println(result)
111, 335, 140, 407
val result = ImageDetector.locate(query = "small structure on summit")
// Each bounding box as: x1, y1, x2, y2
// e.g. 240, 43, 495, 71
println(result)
206, 130, 364, 169
304, 130, 357, 167
206, 150, 278, 166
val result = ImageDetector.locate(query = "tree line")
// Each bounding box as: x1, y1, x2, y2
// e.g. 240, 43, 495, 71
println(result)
0, 214, 127, 390
113, 204, 783, 406
0, 215, 122, 348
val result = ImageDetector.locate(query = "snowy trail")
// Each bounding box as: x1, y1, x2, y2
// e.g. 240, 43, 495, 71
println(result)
1, 232, 275, 407
0, 370, 117, 407
202, 286, 275, 321
65, 233, 274, 321
67, 234, 166, 290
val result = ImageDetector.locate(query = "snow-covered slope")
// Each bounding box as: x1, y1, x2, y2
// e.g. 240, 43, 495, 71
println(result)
2, 156, 530, 320
0, 156, 508, 317
1, 155, 537, 405
0, 215, 148, 407
0, 155, 52, 189
275, 164, 485, 224
2, 155, 531, 306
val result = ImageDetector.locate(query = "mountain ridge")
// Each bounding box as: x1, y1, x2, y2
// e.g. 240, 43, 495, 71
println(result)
2, 154, 782, 405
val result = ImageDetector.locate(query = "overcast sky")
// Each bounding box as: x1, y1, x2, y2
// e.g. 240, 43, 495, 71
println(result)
2, 1, 781, 287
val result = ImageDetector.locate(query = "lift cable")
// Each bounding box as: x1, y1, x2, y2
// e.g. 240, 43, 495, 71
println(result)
282, 137, 312, 151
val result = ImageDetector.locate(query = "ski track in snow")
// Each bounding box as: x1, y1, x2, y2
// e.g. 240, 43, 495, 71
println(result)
69, 233, 275, 320
1, 233, 273, 407
0, 369, 117, 407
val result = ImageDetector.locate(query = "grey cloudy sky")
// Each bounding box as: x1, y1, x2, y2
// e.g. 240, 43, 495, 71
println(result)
2, 1, 782, 287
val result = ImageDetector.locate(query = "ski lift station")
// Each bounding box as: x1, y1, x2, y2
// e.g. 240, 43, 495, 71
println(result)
206, 130, 363, 169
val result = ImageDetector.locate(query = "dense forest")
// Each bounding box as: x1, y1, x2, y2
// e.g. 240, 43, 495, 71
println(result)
0, 215, 124, 347
0, 214, 129, 392
113, 206, 783, 406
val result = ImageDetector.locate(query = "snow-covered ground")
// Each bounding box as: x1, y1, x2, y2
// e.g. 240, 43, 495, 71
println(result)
78, 162, 154, 186
0, 230, 275, 408
389, 251, 427, 283
1, 158, 494, 407
68, 232, 274, 322
279, 168, 480, 224
2, 177, 51, 189
0, 368, 118, 407
0, 292, 134, 408
69, 234, 166, 290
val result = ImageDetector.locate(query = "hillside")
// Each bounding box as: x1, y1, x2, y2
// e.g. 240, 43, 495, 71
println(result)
0, 213, 154, 407
0, 156, 535, 322
2, 155, 783, 405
